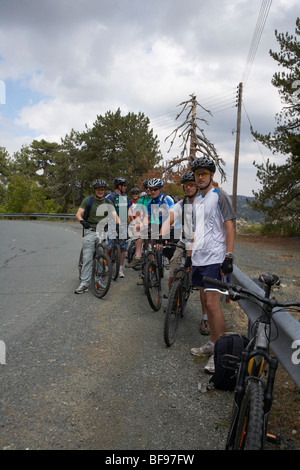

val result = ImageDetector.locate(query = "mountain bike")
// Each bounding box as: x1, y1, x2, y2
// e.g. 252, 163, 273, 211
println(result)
133, 239, 151, 295
78, 236, 112, 298
164, 243, 191, 347
203, 273, 300, 450
144, 241, 164, 311
110, 238, 121, 280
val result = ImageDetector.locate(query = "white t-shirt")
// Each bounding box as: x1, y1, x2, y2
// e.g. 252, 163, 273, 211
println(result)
172, 198, 194, 247
192, 187, 236, 266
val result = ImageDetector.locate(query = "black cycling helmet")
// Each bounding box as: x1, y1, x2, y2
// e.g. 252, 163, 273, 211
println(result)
191, 157, 216, 173
143, 178, 150, 188
148, 178, 163, 188
93, 179, 107, 189
114, 177, 127, 187
181, 171, 195, 184
130, 187, 140, 194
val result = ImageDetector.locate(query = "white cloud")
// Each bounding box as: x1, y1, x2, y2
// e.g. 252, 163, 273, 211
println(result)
0, 0, 298, 195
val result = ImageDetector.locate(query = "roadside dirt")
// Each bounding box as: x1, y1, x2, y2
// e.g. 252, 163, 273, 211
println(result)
224, 234, 300, 449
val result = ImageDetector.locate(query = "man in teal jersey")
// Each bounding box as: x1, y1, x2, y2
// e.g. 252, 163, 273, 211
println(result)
106, 177, 130, 277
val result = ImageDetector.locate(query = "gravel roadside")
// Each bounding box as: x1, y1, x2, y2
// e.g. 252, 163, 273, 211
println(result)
0, 225, 299, 451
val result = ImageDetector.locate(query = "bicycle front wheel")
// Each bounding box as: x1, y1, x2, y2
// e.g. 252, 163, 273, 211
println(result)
145, 261, 162, 311
91, 253, 112, 298
111, 243, 121, 280
164, 279, 183, 346
233, 380, 265, 450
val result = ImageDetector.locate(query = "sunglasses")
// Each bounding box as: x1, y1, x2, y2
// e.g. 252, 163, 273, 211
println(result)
150, 188, 160, 192
183, 182, 196, 188
194, 171, 211, 178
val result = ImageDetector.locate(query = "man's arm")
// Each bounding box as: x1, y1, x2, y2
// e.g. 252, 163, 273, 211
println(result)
221, 219, 235, 274
224, 219, 235, 255
76, 207, 85, 223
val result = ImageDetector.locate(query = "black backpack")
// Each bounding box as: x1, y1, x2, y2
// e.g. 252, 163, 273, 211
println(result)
208, 333, 249, 391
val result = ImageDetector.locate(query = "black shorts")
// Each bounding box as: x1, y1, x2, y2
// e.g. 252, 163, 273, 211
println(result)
192, 264, 222, 287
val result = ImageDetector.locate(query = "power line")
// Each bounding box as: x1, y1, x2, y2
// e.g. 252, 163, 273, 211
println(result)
149, 87, 237, 130
242, 0, 272, 86
242, 102, 267, 164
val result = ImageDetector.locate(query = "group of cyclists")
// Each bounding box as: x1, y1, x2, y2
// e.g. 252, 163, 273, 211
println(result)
75, 156, 236, 375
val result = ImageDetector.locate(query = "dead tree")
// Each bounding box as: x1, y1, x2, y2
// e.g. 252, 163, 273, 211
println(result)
164, 94, 226, 181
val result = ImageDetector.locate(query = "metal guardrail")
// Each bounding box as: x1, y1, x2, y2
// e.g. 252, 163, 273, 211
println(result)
232, 265, 300, 389
1, 214, 299, 388
0, 213, 76, 222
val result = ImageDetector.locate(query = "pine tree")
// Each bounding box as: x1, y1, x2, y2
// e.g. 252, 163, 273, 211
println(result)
250, 18, 300, 230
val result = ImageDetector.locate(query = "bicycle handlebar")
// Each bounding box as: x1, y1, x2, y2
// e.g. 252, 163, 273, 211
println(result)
202, 276, 300, 310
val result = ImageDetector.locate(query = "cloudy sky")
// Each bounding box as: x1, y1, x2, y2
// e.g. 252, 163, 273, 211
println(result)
0, 0, 298, 196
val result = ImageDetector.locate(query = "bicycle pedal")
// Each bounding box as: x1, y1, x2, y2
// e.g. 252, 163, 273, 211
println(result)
266, 433, 281, 445
137, 281, 144, 286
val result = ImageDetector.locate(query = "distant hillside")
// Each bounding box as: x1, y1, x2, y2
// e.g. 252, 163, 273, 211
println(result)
231, 195, 264, 223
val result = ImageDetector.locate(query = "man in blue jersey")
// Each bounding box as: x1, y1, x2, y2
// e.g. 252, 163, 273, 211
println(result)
187, 157, 236, 373
145, 178, 174, 241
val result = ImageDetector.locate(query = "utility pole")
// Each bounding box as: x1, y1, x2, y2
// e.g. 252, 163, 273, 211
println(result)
232, 82, 243, 214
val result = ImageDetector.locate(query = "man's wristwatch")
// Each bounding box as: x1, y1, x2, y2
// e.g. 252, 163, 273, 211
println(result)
225, 252, 234, 258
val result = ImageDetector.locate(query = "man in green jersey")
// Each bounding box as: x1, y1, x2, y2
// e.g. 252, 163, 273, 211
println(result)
75, 179, 115, 294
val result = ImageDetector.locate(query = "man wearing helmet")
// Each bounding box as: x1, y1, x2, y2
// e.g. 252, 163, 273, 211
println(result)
187, 157, 236, 373
126, 179, 152, 269
144, 178, 174, 241
128, 187, 140, 221
75, 179, 115, 294
105, 177, 130, 278
159, 172, 209, 326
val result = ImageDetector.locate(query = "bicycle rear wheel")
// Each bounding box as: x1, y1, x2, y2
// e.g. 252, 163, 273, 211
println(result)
91, 253, 112, 298
164, 279, 183, 346
233, 380, 265, 450
145, 261, 162, 311
111, 242, 121, 280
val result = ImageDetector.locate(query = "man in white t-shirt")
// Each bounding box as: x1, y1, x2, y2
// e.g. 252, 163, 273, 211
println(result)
159, 172, 197, 288
186, 157, 236, 373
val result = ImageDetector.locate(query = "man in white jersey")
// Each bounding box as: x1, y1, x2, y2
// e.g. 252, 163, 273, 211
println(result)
187, 157, 236, 373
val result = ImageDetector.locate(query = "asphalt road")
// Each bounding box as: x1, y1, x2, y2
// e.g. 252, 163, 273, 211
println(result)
1, 220, 298, 452
0, 220, 234, 451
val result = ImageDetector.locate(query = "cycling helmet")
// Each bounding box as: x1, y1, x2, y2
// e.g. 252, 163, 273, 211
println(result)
93, 179, 107, 189
114, 177, 127, 187
181, 171, 195, 184
143, 178, 150, 188
191, 157, 216, 173
147, 178, 163, 188
130, 187, 140, 194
